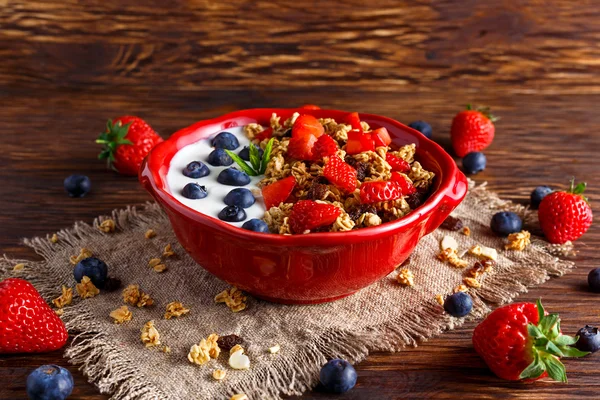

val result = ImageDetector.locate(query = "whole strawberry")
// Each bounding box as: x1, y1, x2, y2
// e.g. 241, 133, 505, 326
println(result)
473, 299, 587, 382
96, 116, 163, 176
538, 180, 592, 244
450, 105, 497, 157
0, 278, 68, 353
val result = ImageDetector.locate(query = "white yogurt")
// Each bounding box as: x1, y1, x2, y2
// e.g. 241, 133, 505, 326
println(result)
166, 127, 267, 227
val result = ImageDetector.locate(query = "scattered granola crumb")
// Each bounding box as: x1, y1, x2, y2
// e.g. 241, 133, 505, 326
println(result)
230, 394, 249, 400
145, 229, 157, 239
70, 248, 93, 265
52, 285, 73, 308
148, 258, 162, 268
122, 284, 154, 308
505, 230, 531, 251
164, 301, 190, 319
437, 248, 469, 268
55, 309, 64, 316
435, 294, 444, 305
213, 369, 226, 381
76, 276, 100, 299
141, 320, 161, 347
467, 260, 495, 278
463, 277, 481, 289
462, 226, 471, 236
440, 235, 459, 251
13, 263, 25, 271
396, 268, 415, 287
229, 346, 250, 370
469, 245, 498, 261
188, 341, 211, 365
110, 305, 132, 324
230, 344, 244, 355
215, 287, 247, 312
153, 263, 167, 273
98, 219, 116, 233
207, 333, 221, 359
268, 344, 280, 354
50, 233, 59, 243
163, 244, 175, 258
454, 284, 469, 293
161, 345, 171, 353
547, 240, 577, 257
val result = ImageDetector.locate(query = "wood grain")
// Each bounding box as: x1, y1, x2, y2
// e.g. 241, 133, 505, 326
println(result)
1, 0, 600, 399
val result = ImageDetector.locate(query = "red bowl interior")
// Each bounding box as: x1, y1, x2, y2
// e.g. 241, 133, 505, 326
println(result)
140, 108, 467, 304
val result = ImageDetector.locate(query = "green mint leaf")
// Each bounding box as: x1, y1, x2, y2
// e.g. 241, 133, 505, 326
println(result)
542, 355, 567, 383
560, 346, 589, 358
260, 138, 274, 174
554, 334, 578, 346
536, 299, 545, 322
225, 149, 258, 176
249, 144, 261, 172
519, 352, 546, 380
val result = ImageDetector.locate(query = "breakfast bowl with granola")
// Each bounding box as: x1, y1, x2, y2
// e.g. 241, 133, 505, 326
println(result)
140, 107, 467, 304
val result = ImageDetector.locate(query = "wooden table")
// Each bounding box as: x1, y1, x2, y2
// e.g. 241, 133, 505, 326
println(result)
1, 1, 599, 398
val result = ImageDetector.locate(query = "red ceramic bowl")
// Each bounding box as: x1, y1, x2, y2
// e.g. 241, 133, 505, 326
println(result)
140, 108, 467, 304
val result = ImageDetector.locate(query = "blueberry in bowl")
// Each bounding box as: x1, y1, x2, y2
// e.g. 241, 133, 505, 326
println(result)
242, 218, 270, 232
183, 161, 210, 178
224, 188, 255, 208
217, 168, 251, 186
212, 131, 239, 150
239, 144, 264, 161
218, 205, 247, 222
182, 183, 208, 199
207, 148, 233, 166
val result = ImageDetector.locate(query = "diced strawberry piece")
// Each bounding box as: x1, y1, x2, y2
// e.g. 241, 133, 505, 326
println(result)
287, 134, 318, 160
289, 200, 341, 233
255, 127, 273, 141
360, 181, 403, 204
371, 127, 392, 147
313, 135, 338, 159
323, 155, 357, 193
390, 172, 417, 195
386, 153, 410, 172
262, 176, 297, 209
346, 131, 375, 155
292, 114, 324, 139
344, 112, 363, 132
300, 104, 320, 110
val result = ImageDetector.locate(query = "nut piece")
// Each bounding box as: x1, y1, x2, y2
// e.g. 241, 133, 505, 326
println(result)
469, 245, 498, 261
435, 294, 445, 305
230, 395, 249, 400
215, 287, 247, 312
52, 285, 73, 308
145, 229, 157, 239
141, 320, 161, 347
98, 219, 116, 233
164, 302, 190, 319
437, 248, 469, 268
122, 284, 154, 308
13, 263, 25, 271
163, 244, 175, 258
50, 234, 59, 243
505, 230, 531, 251
396, 268, 415, 287
462, 227, 471, 236
454, 284, 469, 293
268, 344, 281, 354
213, 369, 226, 381
463, 277, 481, 289
70, 248, 93, 265
229, 347, 250, 370
110, 305, 132, 324
76, 276, 100, 299
440, 235, 459, 251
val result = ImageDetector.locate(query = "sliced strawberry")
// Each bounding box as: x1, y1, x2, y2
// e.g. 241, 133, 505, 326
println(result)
390, 172, 417, 195
255, 127, 273, 141
289, 200, 341, 233
346, 131, 375, 155
386, 153, 410, 172
344, 112, 363, 132
287, 134, 318, 160
313, 135, 338, 159
262, 176, 297, 209
292, 114, 324, 139
323, 156, 357, 193
360, 181, 402, 204
371, 127, 392, 147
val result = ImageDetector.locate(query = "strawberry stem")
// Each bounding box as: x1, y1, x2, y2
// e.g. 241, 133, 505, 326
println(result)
96, 119, 133, 170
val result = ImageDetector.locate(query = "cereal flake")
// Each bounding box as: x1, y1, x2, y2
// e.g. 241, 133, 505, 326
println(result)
145, 229, 157, 239
505, 230, 531, 251
110, 305, 132, 324
76, 276, 100, 299
396, 268, 415, 287
98, 219, 116, 233
437, 248, 468, 268
141, 320, 161, 347
70, 248, 93, 265
215, 287, 247, 312
164, 301, 190, 319
52, 285, 73, 308
122, 284, 154, 308
463, 277, 481, 289
163, 244, 176, 258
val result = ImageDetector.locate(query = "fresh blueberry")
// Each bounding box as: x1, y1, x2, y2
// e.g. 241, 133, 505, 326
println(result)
575, 325, 600, 353
462, 152, 487, 175
182, 183, 208, 199
218, 205, 247, 222
211, 131, 239, 150
217, 168, 251, 186
74, 257, 108, 289
63, 175, 91, 198
238, 145, 264, 161
408, 120, 432, 139
242, 219, 270, 233
182, 161, 210, 178
588, 268, 600, 292
319, 359, 357, 394
207, 148, 233, 167
224, 188, 255, 208
26, 365, 74, 400
490, 211, 523, 236
443, 292, 473, 317
530, 186, 553, 209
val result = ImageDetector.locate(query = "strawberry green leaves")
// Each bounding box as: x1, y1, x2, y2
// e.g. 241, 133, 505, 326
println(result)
225, 138, 274, 177
96, 119, 133, 169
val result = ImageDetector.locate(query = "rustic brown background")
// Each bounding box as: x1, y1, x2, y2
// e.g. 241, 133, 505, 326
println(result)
1, 0, 599, 399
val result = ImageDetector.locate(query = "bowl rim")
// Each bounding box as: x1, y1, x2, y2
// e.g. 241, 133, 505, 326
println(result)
140, 107, 466, 245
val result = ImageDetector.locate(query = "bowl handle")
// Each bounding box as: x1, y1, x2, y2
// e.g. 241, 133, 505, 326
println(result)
424, 169, 468, 235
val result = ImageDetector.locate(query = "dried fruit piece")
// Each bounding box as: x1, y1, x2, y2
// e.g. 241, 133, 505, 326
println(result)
217, 334, 245, 352
440, 215, 463, 231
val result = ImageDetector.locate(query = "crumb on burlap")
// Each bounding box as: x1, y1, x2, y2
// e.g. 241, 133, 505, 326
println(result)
153, 263, 167, 273
141, 320, 161, 347
396, 268, 415, 286
76, 276, 99, 299
52, 285, 73, 308
268, 344, 281, 354
435, 294, 444, 305
145, 229, 157, 239
70, 248, 93, 265
467, 260, 495, 279
122, 284, 154, 308
148, 258, 162, 268
13, 263, 25, 272
469, 244, 498, 261
505, 230, 531, 251
462, 226, 471, 236
50, 233, 59, 243
163, 244, 176, 258
110, 305, 132, 324
98, 219, 116, 233
188, 334, 220, 365
230, 394, 249, 400
463, 277, 481, 289
454, 284, 469, 293
215, 287, 247, 312
164, 301, 190, 319
437, 248, 468, 268
213, 369, 226, 381
55, 309, 64, 316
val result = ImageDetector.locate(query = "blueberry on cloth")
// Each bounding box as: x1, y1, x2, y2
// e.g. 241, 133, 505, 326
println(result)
530, 186, 553, 209
218, 205, 247, 222
182, 183, 208, 199
242, 219, 270, 232
211, 131, 239, 150
319, 359, 357, 394
74, 257, 108, 289
588, 267, 600, 293
26, 365, 74, 400
183, 161, 210, 178
224, 188, 255, 208
408, 120, 432, 139
63, 174, 91, 198
462, 152, 487, 175
575, 325, 600, 353
238, 145, 264, 161
207, 148, 233, 167
217, 168, 251, 186
443, 292, 473, 317
490, 211, 523, 236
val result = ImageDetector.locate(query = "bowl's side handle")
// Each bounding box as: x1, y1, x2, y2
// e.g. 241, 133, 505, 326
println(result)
424, 169, 468, 235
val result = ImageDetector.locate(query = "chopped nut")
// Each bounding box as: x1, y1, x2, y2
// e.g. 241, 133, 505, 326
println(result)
110, 305, 132, 324
145, 229, 157, 239
215, 287, 247, 312
50, 233, 59, 243
230, 395, 249, 400
163, 244, 175, 258
454, 284, 469, 293
153, 263, 167, 273
463, 277, 481, 288
213, 369, 226, 381
437, 248, 469, 268
462, 227, 471, 236
268, 344, 280, 354
52, 285, 73, 308
440, 235, 459, 251
435, 294, 445, 305
76, 276, 100, 299
440, 216, 463, 231
396, 268, 415, 286
98, 219, 116, 233
207, 333, 221, 359
230, 344, 244, 355
188, 341, 211, 365
122, 284, 154, 308
148, 258, 162, 268
505, 230, 531, 251
164, 302, 190, 319
469, 245, 498, 261
229, 347, 250, 370
13, 263, 25, 271
70, 248, 93, 265
141, 320, 161, 347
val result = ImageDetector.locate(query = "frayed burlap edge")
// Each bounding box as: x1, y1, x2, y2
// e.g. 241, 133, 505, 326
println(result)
0, 180, 576, 400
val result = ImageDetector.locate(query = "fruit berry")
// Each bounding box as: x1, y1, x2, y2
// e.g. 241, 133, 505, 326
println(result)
182, 183, 208, 199
288, 200, 341, 233
462, 152, 487, 175
345, 130, 375, 155
386, 153, 410, 173
450, 105, 497, 157
530, 186, 553, 209
207, 148, 233, 166
217, 168, 251, 186
74, 257, 108, 289
408, 120, 432, 139
241, 218, 270, 233
26, 365, 74, 400
211, 131, 240, 150
323, 156, 357, 193
287, 134, 318, 160
261, 176, 296, 210
360, 181, 402, 204
319, 359, 357, 394
63, 175, 91, 198
473, 299, 588, 382
238, 145, 264, 161
390, 172, 417, 195
313, 135, 338, 159
587, 268, 600, 292
224, 188, 255, 209
490, 211, 522, 236
0, 278, 68, 353
371, 127, 392, 147
575, 325, 600, 353
538, 180, 593, 244
182, 161, 210, 179
292, 114, 324, 139
344, 112, 363, 132
218, 205, 247, 222
443, 292, 473, 317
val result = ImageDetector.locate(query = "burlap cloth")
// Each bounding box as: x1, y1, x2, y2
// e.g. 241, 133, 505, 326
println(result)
0, 181, 575, 400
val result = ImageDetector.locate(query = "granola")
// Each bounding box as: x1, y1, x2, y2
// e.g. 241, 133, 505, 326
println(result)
215, 287, 247, 312
163, 244, 176, 258
396, 268, 415, 287
463, 277, 481, 289
213, 369, 226, 381
188, 334, 220, 365
469, 244, 498, 261
52, 285, 73, 308
164, 301, 190, 319
13, 263, 25, 272
141, 320, 161, 347
145, 229, 157, 239
505, 230, 531, 251
437, 248, 468, 268
98, 219, 116, 233
76, 276, 99, 299
110, 305, 132, 324
70, 248, 93, 265
50, 233, 59, 243
122, 284, 154, 308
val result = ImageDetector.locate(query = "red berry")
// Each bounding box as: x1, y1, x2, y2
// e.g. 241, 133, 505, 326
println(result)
360, 181, 402, 204
292, 114, 324, 139
390, 172, 417, 195
289, 200, 341, 233
0, 278, 68, 353
386, 153, 410, 172
323, 156, 357, 193
344, 112, 363, 132
371, 127, 392, 147
287, 134, 318, 160
450, 105, 496, 157
538, 181, 592, 244
261, 176, 296, 209
255, 127, 273, 141
346, 131, 375, 155
313, 135, 339, 159
299, 104, 320, 110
